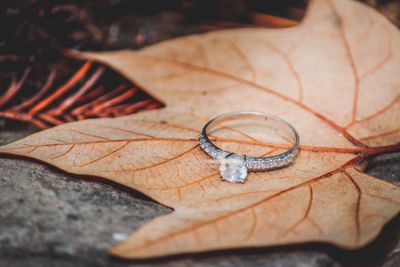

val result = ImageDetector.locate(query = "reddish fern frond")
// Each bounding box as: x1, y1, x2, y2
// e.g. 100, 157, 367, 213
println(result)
0, 68, 30, 109
28, 61, 93, 115
10, 70, 56, 112
49, 66, 105, 116
71, 84, 127, 117
0, 61, 163, 129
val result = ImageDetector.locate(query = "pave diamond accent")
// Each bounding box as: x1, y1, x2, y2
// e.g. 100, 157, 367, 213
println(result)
199, 134, 225, 159
245, 152, 295, 171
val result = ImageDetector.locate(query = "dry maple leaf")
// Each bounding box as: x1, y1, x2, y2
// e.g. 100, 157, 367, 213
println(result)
1, 0, 400, 259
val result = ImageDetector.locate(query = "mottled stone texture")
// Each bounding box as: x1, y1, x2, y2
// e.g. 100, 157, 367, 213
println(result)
0, 125, 399, 267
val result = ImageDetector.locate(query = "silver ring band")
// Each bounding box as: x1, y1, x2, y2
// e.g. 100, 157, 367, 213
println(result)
199, 111, 300, 183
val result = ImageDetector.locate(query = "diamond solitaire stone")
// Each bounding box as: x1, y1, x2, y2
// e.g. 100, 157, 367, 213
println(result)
219, 154, 248, 183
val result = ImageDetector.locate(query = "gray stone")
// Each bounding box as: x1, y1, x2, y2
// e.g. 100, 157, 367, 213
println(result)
0, 124, 399, 267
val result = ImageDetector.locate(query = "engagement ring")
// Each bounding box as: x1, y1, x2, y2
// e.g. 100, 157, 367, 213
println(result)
199, 111, 300, 183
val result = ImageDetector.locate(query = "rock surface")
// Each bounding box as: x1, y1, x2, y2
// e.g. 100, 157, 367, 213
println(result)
0, 123, 399, 267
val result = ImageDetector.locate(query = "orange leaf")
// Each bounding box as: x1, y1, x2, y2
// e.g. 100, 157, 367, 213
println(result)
1, 0, 400, 259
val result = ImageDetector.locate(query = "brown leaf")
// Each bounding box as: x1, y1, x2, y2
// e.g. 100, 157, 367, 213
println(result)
1, 0, 400, 259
